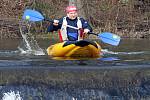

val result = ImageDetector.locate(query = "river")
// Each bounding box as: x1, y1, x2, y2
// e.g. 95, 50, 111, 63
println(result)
0, 36, 150, 100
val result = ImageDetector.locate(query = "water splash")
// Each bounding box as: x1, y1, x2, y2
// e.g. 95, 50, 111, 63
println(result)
18, 24, 45, 56
2, 91, 22, 100
102, 49, 146, 55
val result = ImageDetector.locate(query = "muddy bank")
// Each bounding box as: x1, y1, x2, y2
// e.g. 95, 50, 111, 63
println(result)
0, 0, 150, 39
0, 18, 21, 38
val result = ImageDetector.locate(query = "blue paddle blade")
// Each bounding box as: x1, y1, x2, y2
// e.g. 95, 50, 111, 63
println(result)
98, 32, 121, 46
22, 9, 44, 21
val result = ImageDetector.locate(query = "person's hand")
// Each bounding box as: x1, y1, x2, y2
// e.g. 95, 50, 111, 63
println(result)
53, 19, 59, 26
83, 29, 90, 34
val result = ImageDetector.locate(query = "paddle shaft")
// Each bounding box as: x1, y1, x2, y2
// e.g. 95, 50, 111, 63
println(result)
87, 32, 98, 36
46, 19, 97, 35
46, 19, 101, 39
45, 19, 80, 30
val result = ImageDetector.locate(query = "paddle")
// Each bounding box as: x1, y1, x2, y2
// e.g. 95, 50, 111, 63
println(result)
22, 9, 121, 46
22, 9, 45, 21
22, 9, 80, 29
88, 32, 120, 46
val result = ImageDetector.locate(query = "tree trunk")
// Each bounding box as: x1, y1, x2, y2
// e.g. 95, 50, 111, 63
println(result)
76, 0, 86, 18
69, 0, 75, 6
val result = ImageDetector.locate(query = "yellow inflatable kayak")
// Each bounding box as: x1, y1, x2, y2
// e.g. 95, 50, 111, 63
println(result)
47, 40, 101, 58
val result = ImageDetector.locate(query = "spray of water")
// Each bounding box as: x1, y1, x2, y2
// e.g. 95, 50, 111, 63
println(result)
102, 49, 145, 55
18, 22, 45, 55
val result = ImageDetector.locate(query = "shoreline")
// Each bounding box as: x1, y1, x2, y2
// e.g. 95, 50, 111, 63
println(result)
0, 18, 150, 39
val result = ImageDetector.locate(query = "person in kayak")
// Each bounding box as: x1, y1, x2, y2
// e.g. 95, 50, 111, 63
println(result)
47, 6, 93, 42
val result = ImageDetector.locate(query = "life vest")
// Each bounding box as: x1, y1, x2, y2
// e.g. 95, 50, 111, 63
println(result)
58, 17, 84, 42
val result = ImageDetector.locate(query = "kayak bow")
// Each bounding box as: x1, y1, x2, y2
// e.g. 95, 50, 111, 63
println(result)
47, 40, 101, 58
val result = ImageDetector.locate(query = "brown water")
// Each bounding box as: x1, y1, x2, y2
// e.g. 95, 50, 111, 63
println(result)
0, 38, 150, 100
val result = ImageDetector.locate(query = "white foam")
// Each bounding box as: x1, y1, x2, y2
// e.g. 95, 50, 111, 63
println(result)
2, 91, 22, 100
102, 49, 145, 55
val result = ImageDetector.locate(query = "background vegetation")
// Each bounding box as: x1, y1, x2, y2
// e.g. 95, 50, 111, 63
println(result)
0, 0, 149, 38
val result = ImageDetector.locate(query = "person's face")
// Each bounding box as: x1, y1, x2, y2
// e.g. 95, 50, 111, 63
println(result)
67, 11, 78, 20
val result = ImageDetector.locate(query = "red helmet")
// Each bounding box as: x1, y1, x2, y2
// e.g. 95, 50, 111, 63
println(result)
65, 6, 77, 13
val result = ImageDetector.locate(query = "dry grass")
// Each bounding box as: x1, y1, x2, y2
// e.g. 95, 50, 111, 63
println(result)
0, 0, 150, 38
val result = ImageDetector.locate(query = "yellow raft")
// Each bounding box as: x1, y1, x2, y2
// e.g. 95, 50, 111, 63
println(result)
47, 40, 101, 58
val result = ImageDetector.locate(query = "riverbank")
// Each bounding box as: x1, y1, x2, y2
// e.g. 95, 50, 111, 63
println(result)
0, 18, 150, 39
0, 0, 150, 39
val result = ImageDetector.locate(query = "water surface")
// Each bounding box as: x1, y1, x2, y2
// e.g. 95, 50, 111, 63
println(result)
0, 38, 150, 100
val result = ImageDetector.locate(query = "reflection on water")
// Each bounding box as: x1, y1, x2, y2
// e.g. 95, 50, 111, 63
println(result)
0, 38, 150, 99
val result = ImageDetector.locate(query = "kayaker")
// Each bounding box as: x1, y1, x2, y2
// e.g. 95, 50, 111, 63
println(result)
47, 6, 93, 42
